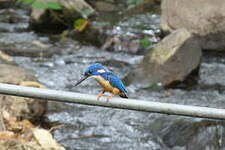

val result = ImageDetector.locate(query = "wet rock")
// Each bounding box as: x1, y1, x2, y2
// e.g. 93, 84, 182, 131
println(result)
101, 36, 142, 54
72, 13, 160, 54
0, 51, 16, 65
127, 0, 156, 11
101, 13, 160, 54
30, 0, 95, 32
0, 47, 56, 58
155, 118, 225, 150
126, 28, 202, 88
0, 9, 29, 32
0, 0, 14, 9
70, 25, 106, 47
0, 64, 47, 120
94, 1, 118, 12
0, 31, 55, 57
91, 0, 158, 13
154, 0, 161, 4
161, 0, 225, 51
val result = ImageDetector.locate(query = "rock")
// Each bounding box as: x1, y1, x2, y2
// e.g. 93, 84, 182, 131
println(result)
71, 13, 161, 54
32, 128, 65, 150
155, 118, 225, 150
101, 36, 143, 54
126, 28, 202, 88
128, 0, 156, 10
0, 51, 16, 65
0, 64, 47, 120
0, 0, 14, 9
30, 0, 95, 31
160, 0, 225, 51
0, 9, 28, 33
94, 1, 118, 12
0, 47, 56, 58
0, 119, 65, 150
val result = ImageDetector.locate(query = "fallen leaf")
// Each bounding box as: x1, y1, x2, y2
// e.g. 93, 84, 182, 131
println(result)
74, 19, 90, 32
19, 81, 46, 88
0, 131, 15, 140
32, 128, 65, 150
22, 120, 35, 129
2, 111, 10, 121
6, 117, 22, 132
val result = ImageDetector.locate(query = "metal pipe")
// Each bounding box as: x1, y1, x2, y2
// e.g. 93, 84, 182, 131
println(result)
0, 83, 224, 120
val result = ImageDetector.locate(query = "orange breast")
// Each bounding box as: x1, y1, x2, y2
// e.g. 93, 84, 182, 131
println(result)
94, 76, 120, 95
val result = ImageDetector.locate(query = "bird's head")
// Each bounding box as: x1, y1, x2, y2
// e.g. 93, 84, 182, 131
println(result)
84, 63, 108, 76
75, 63, 109, 86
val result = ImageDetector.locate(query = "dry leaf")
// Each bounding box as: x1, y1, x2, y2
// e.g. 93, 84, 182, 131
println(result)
0, 131, 15, 140
19, 81, 46, 88
32, 128, 65, 150
22, 120, 35, 129
2, 111, 10, 121
6, 117, 22, 132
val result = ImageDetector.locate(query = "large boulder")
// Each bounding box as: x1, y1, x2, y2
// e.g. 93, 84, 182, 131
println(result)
126, 28, 202, 88
0, 64, 47, 120
160, 0, 225, 51
151, 116, 225, 150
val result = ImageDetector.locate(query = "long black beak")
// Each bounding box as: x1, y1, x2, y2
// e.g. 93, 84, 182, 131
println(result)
74, 75, 89, 86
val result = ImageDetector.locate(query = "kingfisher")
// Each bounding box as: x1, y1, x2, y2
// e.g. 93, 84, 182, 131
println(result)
75, 63, 128, 101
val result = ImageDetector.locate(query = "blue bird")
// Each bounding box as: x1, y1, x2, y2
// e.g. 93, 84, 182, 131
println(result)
75, 63, 128, 101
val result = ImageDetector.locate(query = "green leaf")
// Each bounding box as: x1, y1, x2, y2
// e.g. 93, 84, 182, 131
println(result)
47, 2, 62, 10
74, 19, 86, 28
31, 1, 47, 9
19, 0, 34, 4
74, 18, 89, 32
140, 37, 152, 48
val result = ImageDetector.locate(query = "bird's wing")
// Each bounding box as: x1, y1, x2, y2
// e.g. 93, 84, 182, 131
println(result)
107, 72, 127, 93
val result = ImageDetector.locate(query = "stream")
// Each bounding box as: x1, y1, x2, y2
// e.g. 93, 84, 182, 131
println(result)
1, 7, 225, 150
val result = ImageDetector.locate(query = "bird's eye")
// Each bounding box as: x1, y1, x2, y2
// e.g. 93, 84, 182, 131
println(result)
85, 70, 92, 76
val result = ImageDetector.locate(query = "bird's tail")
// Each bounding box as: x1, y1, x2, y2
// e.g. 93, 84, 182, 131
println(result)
120, 93, 128, 98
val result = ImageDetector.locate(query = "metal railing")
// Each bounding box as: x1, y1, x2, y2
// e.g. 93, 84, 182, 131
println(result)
0, 83, 224, 120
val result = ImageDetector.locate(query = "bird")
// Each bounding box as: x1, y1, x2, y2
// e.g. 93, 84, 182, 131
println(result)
74, 63, 128, 101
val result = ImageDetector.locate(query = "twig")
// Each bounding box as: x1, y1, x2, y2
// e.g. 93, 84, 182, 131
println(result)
0, 100, 6, 131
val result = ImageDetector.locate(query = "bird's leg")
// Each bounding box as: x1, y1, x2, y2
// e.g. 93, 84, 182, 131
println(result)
107, 94, 115, 102
97, 90, 105, 100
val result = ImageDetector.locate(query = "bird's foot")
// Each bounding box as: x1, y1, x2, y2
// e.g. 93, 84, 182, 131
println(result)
106, 94, 115, 102
97, 93, 105, 100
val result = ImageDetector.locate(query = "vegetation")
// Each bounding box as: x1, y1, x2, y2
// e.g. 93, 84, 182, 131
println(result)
140, 37, 152, 48
18, 0, 62, 10
127, 0, 145, 8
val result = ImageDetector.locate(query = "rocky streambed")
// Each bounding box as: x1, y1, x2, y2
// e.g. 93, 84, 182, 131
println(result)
0, 0, 225, 150
13, 40, 225, 150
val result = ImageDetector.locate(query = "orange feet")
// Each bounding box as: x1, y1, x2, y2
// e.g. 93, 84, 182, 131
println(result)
97, 92, 105, 100
97, 92, 115, 101
106, 94, 115, 102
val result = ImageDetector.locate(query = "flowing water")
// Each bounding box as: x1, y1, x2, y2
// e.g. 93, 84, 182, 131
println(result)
1, 7, 225, 150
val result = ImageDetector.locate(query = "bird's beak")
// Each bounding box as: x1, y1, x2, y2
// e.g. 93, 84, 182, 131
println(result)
74, 73, 90, 86
74, 76, 89, 86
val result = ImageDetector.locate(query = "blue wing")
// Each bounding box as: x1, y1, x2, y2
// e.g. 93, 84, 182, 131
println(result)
107, 72, 127, 93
